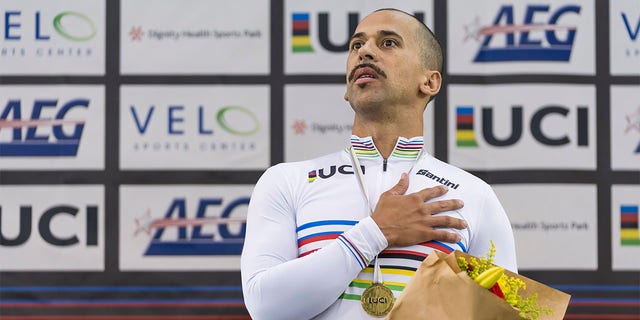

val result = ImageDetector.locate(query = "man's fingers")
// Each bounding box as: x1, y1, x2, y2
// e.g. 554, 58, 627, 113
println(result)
428, 229, 462, 243
428, 215, 467, 230
386, 172, 409, 196
414, 185, 449, 201
422, 198, 464, 215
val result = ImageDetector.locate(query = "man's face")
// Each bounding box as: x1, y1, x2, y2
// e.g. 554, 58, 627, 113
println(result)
344, 10, 427, 110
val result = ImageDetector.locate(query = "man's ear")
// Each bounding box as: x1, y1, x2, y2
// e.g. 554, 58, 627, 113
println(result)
419, 71, 442, 97
344, 91, 349, 102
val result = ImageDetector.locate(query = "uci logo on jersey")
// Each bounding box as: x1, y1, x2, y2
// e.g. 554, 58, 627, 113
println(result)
307, 164, 364, 183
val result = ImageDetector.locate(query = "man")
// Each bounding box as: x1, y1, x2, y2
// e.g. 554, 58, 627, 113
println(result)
241, 8, 517, 319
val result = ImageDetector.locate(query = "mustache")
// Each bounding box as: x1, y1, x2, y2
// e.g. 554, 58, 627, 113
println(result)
348, 63, 387, 83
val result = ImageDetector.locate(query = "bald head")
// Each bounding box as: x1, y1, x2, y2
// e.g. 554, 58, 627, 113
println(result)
373, 8, 443, 74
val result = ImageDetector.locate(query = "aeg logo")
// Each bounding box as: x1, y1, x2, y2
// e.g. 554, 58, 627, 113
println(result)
624, 106, 640, 153
0, 99, 89, 156
468, 4, 581, 62
136, 197, 249, 255
0, 205, 98, 246
456, 105, 589, 147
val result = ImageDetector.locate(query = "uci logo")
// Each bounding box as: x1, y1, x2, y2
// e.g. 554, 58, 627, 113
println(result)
308, 165, 364, 183
0, 205, 98, 247
456, 105, 589, 147
291, 11, 425, 53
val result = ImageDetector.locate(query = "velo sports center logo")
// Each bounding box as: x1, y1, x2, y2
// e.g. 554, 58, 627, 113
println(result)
0, 9, 97, 56
0, 2, 105, 75
120, 85, 269, 170
610, 0, 640, 74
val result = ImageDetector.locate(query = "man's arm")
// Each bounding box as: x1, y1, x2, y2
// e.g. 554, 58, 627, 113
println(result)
241, 165, 387, 319
467, 187, 518, 273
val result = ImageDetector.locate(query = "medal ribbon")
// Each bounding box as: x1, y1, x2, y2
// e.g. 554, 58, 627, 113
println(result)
349, 146, 384, 284
349, 145, 425, 285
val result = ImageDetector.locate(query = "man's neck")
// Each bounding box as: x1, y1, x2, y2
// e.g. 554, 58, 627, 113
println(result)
352, 122, 423, 159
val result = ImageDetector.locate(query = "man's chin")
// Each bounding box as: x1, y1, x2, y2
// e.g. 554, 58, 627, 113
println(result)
347, 94, 387, 109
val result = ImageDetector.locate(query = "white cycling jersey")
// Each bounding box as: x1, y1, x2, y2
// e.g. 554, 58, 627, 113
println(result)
241, 136, 517, 320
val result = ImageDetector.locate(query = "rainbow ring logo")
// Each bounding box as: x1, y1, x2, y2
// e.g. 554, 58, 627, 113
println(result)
53, 11, 97, 42
216, 106, 260, 136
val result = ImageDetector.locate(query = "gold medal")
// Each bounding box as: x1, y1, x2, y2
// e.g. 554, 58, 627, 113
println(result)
360, 283, 395, 317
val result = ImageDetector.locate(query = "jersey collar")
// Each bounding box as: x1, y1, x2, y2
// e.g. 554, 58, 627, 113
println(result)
348, 135, 424, 160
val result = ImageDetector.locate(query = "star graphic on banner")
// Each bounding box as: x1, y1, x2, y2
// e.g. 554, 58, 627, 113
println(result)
463, 16, 483, 42
129, 26, 144, 41
133, 209, 154, 236
624, 106, 640, 134
292, 120, 307, 135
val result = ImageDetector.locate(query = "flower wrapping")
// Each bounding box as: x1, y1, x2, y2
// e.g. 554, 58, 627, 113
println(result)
386, 250, 570, 320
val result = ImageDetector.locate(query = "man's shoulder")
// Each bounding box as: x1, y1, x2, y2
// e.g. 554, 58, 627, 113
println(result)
263, 149, 348, 175
272, 149, 347, 169
418, 153, 492, 190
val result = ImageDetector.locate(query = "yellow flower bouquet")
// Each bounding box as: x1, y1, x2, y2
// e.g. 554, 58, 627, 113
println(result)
387, 243, 570, 320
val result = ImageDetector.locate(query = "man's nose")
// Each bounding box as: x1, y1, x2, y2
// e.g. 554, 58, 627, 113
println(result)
358, 41, 376, 61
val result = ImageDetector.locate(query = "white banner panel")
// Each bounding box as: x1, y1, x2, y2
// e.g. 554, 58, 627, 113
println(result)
448, 0, 595, 75
494, 184, 597, 270
0, 0, 105, 75
120, 0, 269, 75
610, 0, 640, 75
0, 85, 105, 170
120, 85, 270, 170
119, 185, 252, 271
611, 185, 640, 270
611, 85, 640, 170
284, 84, 434, 161
448, 84, 596, 170
284, 0, 434, 74
0, 185, 104, 271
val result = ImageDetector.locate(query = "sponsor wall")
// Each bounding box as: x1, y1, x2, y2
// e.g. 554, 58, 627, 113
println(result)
1, 0, 638, 318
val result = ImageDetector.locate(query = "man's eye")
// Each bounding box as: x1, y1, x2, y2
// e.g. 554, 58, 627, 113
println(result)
351, 42, 363, 50
382, 39, 397, 47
